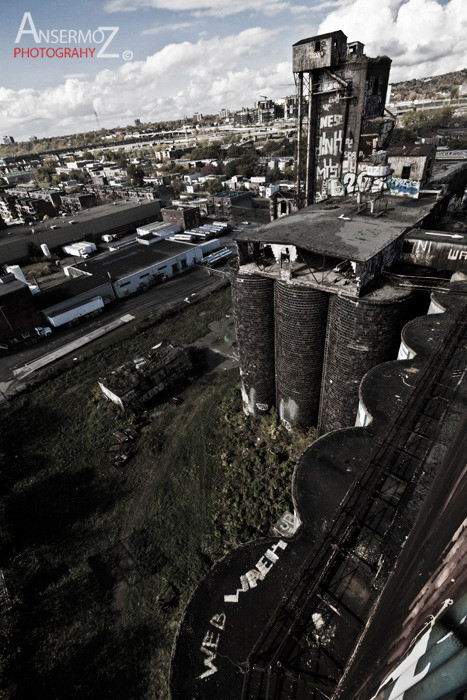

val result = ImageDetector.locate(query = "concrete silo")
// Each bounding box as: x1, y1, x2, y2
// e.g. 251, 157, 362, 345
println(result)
230, 262, 275, 416
318, 286, 415, 434
275, 281, 329, 429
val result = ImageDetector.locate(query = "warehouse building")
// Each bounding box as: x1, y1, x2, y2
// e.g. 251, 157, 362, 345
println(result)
67, 237, 220, 299
0, 199, 161, 265
98, 340, 192, 410
32, 236, 220, 328
36, 274, 116, 329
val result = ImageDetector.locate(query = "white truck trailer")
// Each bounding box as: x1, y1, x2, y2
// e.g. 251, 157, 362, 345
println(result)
62, 241, 97, 259
46, 297, 104, 328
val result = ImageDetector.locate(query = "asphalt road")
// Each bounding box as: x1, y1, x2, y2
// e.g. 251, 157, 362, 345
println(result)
0, 266, 227, 394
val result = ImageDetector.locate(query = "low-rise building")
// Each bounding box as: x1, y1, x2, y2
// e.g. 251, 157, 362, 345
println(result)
162, 205, 200, 231
98, 340, 192, 409
386, 144, 436, 191
67, 237, 220, 299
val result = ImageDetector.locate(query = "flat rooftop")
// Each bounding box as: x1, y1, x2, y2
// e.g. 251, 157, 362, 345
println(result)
70, 239, 194, 280
0, 199, 160, 247
35, 274, 109, 310
235, 196, 436, 263
0, 275, 27, 297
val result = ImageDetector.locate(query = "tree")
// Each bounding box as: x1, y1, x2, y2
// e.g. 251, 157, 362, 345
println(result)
205, 177, 223, 194
171, 177, 185, 195
268, 167, 283, 182
115, 152, 128, 168
126, 164, 145, 186
82, 151, 94, 160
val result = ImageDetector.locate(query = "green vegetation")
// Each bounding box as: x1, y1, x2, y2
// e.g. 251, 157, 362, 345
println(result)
204, 177, 223, 194
391, 106, 466, 146
390, 69, 466, 102
0, 283, 316, 698
20, 261, 57, 281
213, 395, 317, 551
126, 164, 145, 187
260, 137, 295, 157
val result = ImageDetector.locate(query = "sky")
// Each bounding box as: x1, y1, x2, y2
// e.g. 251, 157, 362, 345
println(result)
0, 0, 466, 140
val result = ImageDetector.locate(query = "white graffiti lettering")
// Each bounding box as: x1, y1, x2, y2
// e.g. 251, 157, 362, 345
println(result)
317, 157, 339, 183
319, 114, 343, 129
199, 647, 218, 679
210, 613, 226, 630
318, 129, 343, 157
198, 612, 227, 679
224, 540, 288, 603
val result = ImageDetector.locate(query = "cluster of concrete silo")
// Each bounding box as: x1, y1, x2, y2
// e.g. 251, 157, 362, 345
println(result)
231, 262, 420, 434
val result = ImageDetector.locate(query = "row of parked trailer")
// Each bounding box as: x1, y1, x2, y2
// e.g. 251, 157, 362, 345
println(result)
200, 247, 232, 267
169, 221, 229, 244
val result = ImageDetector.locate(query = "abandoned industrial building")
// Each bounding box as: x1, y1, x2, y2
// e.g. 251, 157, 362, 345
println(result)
98, 341, 192, 410
170, 30, 467, 700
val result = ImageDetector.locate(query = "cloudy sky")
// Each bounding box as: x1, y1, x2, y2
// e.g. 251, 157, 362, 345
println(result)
1, 0, 465, 140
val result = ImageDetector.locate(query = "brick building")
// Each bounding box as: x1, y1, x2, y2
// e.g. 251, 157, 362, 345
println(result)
162, 205, 200, 231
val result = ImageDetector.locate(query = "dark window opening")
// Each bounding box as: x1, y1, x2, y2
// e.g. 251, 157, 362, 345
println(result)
172, 263, 179, 274
401, 164, 412, 179
314, 41, 321, 52
180, 259, 187, 269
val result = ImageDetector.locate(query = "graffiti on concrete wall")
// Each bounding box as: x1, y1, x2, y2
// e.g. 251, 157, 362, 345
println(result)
326, 170, 420, 199
315, 90, 347, 201
386, 177, 420, 197
355, 239, 400, 290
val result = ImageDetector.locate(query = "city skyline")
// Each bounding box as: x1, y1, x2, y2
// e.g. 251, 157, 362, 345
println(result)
0, 0, 465, 140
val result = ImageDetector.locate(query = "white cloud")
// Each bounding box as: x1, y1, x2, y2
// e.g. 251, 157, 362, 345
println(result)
0, 27, 291, 139
104, 0, 305, 17
318, 0, 467, 81
141, 21, 198, 35
64, 73, 89, 79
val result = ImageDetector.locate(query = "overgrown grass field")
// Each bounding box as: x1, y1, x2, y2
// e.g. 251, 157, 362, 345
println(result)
0, 283, 316, 699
